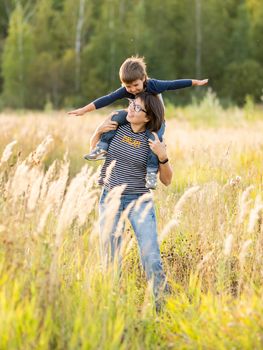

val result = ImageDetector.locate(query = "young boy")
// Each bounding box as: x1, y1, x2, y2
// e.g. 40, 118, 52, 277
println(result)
68, 56, 208, 189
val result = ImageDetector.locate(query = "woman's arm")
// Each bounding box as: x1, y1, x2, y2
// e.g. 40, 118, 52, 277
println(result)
158, 161, 173, 186
148, 132, 173, 186
90, 115, 118, 150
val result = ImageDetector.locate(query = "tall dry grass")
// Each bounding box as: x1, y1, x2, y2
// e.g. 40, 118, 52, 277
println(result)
0, 106, 263, 349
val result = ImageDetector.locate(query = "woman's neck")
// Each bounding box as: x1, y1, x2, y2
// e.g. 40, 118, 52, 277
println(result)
130, 123, 146, 133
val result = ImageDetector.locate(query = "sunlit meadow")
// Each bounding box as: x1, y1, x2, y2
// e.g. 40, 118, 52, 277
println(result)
1, 93, 263, 349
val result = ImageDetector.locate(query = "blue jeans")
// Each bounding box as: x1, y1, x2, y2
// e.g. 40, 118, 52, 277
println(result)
98, 110, 165, 175
99, 187, 168, 299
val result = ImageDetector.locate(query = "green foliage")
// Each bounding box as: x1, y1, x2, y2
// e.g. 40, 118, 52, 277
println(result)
2, 4, 35, 108
1, 0, 263, 108
223, 59, 263, 105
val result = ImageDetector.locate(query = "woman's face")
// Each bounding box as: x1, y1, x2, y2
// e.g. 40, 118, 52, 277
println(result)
126, 98, 149, 126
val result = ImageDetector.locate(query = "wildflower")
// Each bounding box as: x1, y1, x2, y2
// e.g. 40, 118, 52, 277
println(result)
229, 175, 241, 187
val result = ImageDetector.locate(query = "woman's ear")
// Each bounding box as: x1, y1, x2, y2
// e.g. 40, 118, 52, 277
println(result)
145, 114, 150, 123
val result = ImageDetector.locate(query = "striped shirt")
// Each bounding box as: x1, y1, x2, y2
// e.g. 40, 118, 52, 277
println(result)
98, 123, 150, 194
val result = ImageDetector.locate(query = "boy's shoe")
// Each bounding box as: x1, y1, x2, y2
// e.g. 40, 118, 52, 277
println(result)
84, 147, 107, 161
145, 172, 157, 189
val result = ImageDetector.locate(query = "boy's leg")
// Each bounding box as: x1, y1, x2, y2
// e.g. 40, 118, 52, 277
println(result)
99, 130, 117, 151
111, 110, 128, 125
84, 110, 128, 161
145, 121, 166, 189
99, 110, 128, 149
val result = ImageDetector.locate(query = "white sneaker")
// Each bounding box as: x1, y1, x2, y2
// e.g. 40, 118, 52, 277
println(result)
84, 147, 107, 161
145, 172, 157, 189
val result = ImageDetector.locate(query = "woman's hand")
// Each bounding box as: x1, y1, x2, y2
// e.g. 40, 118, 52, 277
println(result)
96, 114, 118, 135
149, 132, 172, 186
148, 132, 168, 162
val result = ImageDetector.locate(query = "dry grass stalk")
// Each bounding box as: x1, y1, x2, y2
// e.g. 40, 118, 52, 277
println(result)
7, 160, 43, 206
75, 167, 103, 226
104, 160, 116, 186
138, 201, 153, 224
239, 239, 252, 266
56, 165, 94, 240
0, 140, 17, 165
120, 235, 135, 259
39, 160, 58, 200
27, 170, 45, 211
114, 201, 134, 239
76, 189, 98, 227
37, 204, 53, 233
48, 165, 97, 300
247, 195, 263, 233
173, 186, 200, 216
237, 185, 254, 225
159, 218, 179, 243
141, 279, 154, 317
238, 239, 253, 295
97, 185, 127, 268
43, 160, 70, 213
6, 136, 54, 206
157, 186, 200, 244
196, 251, 213, 272
224, 234, 233, 256
100, 185, 126, 245
134, 192, 153, 212
27, 135, 54, 165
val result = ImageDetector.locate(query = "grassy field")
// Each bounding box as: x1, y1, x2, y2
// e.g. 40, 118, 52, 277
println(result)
0, 98, 263, 349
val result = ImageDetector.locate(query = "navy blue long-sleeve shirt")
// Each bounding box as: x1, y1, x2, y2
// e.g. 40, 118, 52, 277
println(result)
93, 79, 192, 109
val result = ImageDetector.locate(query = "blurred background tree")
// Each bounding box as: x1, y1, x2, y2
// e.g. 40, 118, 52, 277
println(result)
0, 0, 262, 109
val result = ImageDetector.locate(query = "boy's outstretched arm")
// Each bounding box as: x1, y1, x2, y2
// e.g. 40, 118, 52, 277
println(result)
148, 78, 208, 93
68, 102, 96, 116
68, 87, 129, 117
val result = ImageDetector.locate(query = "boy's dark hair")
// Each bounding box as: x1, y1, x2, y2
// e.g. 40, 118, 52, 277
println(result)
136, 92, 164, 132
119, 56, 148, 83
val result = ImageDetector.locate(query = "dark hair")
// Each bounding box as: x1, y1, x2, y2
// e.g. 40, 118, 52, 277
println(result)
119, 56, 148, 83
136, 92, 164, 132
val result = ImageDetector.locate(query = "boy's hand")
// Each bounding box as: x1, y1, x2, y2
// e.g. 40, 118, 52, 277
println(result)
97, 115, 118, 135
192, 79, 209, 86
68, 107, 87, 116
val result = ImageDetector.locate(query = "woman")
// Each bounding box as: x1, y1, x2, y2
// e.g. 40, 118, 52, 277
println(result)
90, 92, 173, 306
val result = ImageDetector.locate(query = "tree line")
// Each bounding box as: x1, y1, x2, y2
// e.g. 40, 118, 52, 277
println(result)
0, 0, 262, 110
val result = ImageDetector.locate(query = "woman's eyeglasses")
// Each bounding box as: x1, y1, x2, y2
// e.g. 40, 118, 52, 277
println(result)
128, 99, 147, 113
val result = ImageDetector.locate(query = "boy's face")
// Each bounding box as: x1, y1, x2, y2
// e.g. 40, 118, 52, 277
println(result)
122, 79, 145, 95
